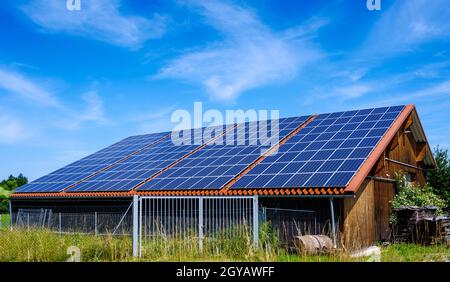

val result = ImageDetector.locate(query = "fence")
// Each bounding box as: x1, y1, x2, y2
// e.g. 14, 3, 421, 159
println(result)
262, 207, 318, 247
8, 196, 333, 257
137, 196, 258, 258
11, 205, 133, 236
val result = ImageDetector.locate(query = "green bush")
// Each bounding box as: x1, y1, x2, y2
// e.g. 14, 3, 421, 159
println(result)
427, 146, 450, 208
390, 172, 447, 224
0, 174, 28, 213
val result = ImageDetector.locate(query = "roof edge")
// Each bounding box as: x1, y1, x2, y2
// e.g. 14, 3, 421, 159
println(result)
345, 104, 415, 194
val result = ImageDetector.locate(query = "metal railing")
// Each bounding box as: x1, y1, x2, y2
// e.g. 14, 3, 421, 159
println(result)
8, 197, 332, 257
11, 207, 133, 236
137, 196, 258, 258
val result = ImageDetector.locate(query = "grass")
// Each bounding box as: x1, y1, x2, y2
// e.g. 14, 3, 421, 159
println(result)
0, 214, 10, 231
0, 229, 133, 262
381, 243, 450, 262
0, 228, 449, 262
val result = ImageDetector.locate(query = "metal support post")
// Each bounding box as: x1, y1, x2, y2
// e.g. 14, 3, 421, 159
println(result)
132, 195, 139, 257
329, 198, 337, 248
253, 195, 259, 250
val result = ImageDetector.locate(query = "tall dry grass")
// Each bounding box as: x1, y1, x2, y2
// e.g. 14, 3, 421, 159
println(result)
0, 228, 133, 262
1, 227, 448, 262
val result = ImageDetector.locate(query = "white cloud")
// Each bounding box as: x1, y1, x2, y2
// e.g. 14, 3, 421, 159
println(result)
155, 0, 323, 101
0, 66, 59, 107
55, 91, 109, 130
347, 79, 450, 110
336, 84, 373, 99
413, 60, 450, 78
21, 0, 167, 49
385, 80, 450, 104
365, 0, 450, 54
128, 106, 178, 134
0, 115, 28, 144
79, 91, 107, 124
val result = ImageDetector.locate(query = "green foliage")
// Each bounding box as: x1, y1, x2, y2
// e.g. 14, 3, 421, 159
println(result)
391, 172, 447, 216
0, 174, 28, 213
0, 187, 12, 198
427, 146, 450, 207
0, 174, 28, 191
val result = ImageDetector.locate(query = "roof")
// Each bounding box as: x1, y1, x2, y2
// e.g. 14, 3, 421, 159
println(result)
12, 104, 433, 199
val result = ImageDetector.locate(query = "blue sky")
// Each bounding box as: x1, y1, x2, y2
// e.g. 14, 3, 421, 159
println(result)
0, 0, 449, 181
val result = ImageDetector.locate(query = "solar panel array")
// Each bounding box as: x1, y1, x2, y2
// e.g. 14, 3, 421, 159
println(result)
15, 132, 169, 193
230, 105, 405, 189
15, 105, 407, 194
66, 126, 226, 192
137, 116, 310, 191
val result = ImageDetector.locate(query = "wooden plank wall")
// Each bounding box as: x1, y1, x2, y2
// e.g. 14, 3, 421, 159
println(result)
374, 119, 428, 185
373, 180, 396, 241
343, 179, 375, 249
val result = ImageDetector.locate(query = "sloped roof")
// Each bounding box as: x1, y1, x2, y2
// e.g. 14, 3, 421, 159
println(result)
12, 104, 433, 198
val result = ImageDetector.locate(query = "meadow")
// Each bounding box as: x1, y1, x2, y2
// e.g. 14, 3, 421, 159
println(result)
0, 228, 449, 262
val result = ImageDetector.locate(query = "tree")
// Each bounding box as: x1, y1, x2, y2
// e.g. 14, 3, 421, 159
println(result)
0, 174, 28, 190
0, 174, 28, 213
427, 146, 450, 208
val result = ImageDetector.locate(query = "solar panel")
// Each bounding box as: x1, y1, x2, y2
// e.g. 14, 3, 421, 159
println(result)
137, 116, 311, 191
66, 125, 227, 192
15, 132, 169, 193
16, 105, 407, 194
230, 105, 405, 189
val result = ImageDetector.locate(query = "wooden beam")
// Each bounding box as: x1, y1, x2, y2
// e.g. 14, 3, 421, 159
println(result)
389, 132, 399, 151
416, 142, 427, 163
405, 114, 414, 130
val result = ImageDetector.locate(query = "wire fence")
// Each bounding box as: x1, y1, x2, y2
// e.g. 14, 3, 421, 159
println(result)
11, 206, 133, 236
262, 207, 318, 245
138, 196, 257, 258
8, 197, 331, 256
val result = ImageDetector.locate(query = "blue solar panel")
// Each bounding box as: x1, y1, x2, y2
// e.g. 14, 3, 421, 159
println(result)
16, 105, 406, 194
231, 105, 405, 189
66, 125, 227, 192
137, 116, 311, 191
15, 132, 169, 193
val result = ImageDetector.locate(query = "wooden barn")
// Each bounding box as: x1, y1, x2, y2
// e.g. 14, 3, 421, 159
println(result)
10, 104, 434, 250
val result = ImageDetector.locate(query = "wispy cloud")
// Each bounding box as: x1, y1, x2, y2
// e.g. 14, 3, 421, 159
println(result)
128, 105, 178, 134
383, 80, 450, 105
335, 84, 374, 99
365, 0, 450, 54
55, 91, 109, 130
413, 60, 450, 79
0, 114, 28, 144
155, 0, 323, 101
21, 0, 167, 49
0, 65, 111, 144
0, 66, 59, 107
